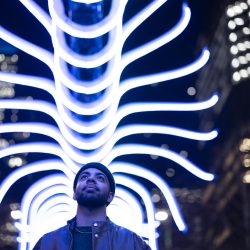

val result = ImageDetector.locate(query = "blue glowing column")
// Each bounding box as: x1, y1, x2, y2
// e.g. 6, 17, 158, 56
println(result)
65, 0, 106, 124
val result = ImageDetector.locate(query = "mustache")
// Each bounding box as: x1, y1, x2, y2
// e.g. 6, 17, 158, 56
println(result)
82, 184, 99, 191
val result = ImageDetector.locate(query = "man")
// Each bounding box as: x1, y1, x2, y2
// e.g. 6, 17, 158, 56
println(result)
33, 162, 151, 250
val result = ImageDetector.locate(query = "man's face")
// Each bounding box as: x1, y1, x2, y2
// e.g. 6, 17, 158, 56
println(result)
73, 168, 114, 208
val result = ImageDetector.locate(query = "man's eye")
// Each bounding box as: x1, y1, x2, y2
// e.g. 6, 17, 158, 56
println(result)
80, 175, 88, 180
97, 176, 105, 181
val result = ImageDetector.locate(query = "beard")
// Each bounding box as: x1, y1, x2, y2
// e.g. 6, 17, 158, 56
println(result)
75, 190, 109, 208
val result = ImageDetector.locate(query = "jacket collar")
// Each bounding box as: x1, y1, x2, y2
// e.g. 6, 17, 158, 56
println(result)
67, 216, 112, 232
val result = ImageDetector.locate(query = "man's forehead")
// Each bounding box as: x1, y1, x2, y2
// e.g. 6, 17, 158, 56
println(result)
81, 168, 105, 175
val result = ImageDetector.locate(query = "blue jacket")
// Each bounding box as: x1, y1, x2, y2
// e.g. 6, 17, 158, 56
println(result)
33, 217, 151, 250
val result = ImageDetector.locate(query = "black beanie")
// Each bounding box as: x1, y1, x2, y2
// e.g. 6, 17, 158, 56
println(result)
73, 162, 116, 194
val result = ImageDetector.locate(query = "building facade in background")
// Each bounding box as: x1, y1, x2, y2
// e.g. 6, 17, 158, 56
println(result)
195, 0, 250, 249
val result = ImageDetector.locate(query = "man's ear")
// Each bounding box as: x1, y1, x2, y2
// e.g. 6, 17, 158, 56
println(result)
73, 192, 76, 201
107, 192, 114, 203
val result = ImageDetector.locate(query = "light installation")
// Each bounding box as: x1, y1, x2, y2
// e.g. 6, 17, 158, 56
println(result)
0, 1, 218, 249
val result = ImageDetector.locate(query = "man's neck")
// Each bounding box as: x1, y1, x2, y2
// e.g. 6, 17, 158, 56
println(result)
76, 206, 107, 226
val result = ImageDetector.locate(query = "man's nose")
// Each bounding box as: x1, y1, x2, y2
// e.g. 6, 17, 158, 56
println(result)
86, 175, 96, 182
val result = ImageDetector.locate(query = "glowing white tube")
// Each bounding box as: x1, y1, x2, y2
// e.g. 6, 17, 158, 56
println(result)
89, 124, 217, 157
38, 205, 71, 225
84, 94, 218, 139
48, 0, 128, 38
29, 195, 74, 230
53, 55, 118, 117
0, 25, 54, 71
54, 48, 211, 126
0, 122, 218, 169
123, 0, 168, 42
0, 142, 80, 172
121, 48, 210, 95
0, 159, 75, 204
19, 0, 52, 34
28, 211, 70, 250
29, 187, 72, 225
0, 72, 55, 94
104, 144, 215, 181
29, 211, 71, 250
0, 122, 84, 154
0, 69, 217, 137
21, 180, 146, 248
0, 122, 217, 153
0, 122, 101, 163
55, 56, 116, 94
54, 74, 116, 114
122, 4, 191, 70
52, 22, 122, 68
57, 92, 217, 134
19, 174, 72, 250
114, 175, 157, 250
1, 145, 213, 221
108, 188, 144, 235
52, 5, 195, 114
0, 99, 107, 137
0, 137, 110, 166
120, 94, 218, 113
0, 123, 218, 174
109, 162, 187, 232
71, 0, 103, 3
34, 196, 74, 221
0, 93, 218, 136
29, 191, 75, 246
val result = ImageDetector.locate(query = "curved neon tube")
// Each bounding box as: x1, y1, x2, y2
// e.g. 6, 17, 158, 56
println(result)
52, 22, 122, 68
20, 177, 72, 224
110, 162, 187, 232
0, 25, 54, 72
29, 195, 74, 230
108, 190, 144, 236
0, 72, 55, 94
0, 159, 75, 204
55, 56, 116, 94
71, 0, 103, 3
19, 0, 52, 34
0, 122, 218, 160
122, 4, 191, 70
54, 48, 211, 117
123, 0, 168, 42
114, 175, 157, 250
48, 0, 128, 38
0, 142, 80, 171
0, 94, 218, 135
0, 141, 214, 180
104, 144, 215, 181
19, 174, 72, 250
121, 48, 210, 95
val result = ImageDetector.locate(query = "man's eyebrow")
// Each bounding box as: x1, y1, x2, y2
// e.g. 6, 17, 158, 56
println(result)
80, 171, 90, 176
96, 172, 105, 175
95, 173, 108, 180
96, 172, 106, 177
79, 171, 106, 177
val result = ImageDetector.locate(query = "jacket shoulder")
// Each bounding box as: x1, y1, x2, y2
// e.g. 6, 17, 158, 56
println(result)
32, 225, 69, 250
109, 222, 152, 250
